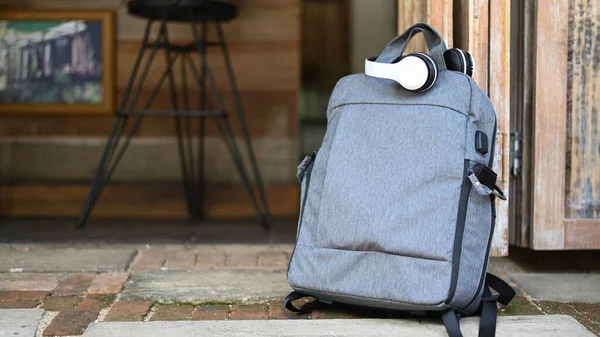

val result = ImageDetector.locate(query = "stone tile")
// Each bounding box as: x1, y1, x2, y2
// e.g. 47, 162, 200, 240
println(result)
120, 270, 292, 303
536, 301, 600, 334
220, 245, 294, 269
43, 310, 98, 336
151, 304, 195, 321
257, 252, 289, 270
225, 251, 259, 268
82, 315, 599, 337
0, 290, 49, 302
53, 273, 96, 296
129, 249, 168, 272
77, 294, 116, 311
0, 247, 136, 272
230, 304, 269, 320
164, 252, 196, 270
0, 273, 65, 291
0, 301, 40, 308
193, 247, 226, 268
43, 295, 83, 311
511, 273, 600, 303
570, 303, 600, 335
0, 309, 44, 337
104, 301, 153, 322
191, 305, 230, 320
88, 273, 129, 294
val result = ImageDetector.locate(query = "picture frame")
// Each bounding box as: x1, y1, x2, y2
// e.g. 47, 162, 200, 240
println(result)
0, 10, 115, 115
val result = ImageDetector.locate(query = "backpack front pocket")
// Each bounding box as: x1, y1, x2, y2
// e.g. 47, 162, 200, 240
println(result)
314, 104, 467, 262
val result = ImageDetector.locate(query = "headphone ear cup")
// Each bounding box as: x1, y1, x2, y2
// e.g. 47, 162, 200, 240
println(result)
396, 52, 438, 92
444, 48, 474, 77
464, 50, 475, 77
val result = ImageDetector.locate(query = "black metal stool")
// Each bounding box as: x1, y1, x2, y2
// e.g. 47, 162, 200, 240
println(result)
76, 0, 271, 230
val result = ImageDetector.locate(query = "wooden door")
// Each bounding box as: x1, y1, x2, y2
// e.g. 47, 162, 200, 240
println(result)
512, 0, 600, 250
397, 0, 511, 256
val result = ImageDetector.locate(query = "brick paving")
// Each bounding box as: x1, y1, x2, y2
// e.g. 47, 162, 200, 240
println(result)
87, 273, 128, 295
52, 274, 96, 296
0, 244, 598, 336
43, 295, 82, 311
191, 305, 231, 320
103, 301, 153, 322
151, 304, 195, 321
230, 304, 269, 320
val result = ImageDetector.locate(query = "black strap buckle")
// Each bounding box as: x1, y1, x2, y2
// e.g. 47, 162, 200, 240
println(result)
296, 151, 317, 182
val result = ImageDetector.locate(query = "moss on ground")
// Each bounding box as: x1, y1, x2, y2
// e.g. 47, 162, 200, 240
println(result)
498, 296, 543, 316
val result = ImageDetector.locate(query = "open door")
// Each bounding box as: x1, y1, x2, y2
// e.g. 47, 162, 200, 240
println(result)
397, 0, 511, 256
511, 0, 600, 250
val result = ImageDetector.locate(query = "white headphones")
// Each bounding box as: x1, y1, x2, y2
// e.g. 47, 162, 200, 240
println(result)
365, 48, 474, 92
365, 52, 438, 92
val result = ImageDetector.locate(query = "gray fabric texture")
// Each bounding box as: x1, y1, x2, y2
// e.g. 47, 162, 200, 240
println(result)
288, 27, 499, 316
288, 244, 452, 310
314, 105, 465, 262
449, 188, 494, 309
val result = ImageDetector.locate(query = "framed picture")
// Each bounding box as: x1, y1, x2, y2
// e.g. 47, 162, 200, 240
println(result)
0, 10, 115, 115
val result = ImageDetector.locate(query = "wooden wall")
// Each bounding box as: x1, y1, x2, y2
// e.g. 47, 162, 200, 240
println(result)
0, 0, 301, 219
566, 0, 600, 219
510, 0, 600, 250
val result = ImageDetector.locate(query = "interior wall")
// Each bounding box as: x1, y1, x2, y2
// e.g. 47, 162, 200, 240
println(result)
299, 0, 397, 154
350, 0, 398, 73
0, 0, 300, 185
0, 0, 301, 219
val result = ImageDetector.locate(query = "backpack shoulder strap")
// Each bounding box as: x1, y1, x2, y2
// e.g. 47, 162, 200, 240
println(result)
443, 273, 515, 337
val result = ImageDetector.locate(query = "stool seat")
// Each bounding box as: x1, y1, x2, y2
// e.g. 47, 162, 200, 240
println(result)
128, 0, 238, 22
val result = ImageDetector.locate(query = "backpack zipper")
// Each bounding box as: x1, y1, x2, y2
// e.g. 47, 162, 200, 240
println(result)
287, 151, 317, 276
462, 118, 498, 310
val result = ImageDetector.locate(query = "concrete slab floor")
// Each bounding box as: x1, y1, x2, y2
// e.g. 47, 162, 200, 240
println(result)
82, 316, 595, 337
511, 273, 600, 303
0, 219, 298, 245
0, 246, 136, 273
0, 309, 44, 337
120, 270, 292, 303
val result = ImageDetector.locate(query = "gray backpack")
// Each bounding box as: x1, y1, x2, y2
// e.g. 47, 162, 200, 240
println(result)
285, 23, 515, 337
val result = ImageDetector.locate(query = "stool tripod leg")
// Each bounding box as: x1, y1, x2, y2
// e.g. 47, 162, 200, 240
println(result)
76, 19, 168, 229
189, 20, 269, 229
76, 115, 128, 229
215, 22, 272, 228
180, 54, 201, 219
196, 21, 208, 220
215, 117, 271, 230
163, 27, 196, 219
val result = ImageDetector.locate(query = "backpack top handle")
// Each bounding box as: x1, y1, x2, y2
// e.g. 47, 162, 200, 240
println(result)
376, 22, 448, 71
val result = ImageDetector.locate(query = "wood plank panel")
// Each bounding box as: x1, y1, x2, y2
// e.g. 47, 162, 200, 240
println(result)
0, 91, 298, 137
519, 0, 536, 248
531, 0, 569, 249
396, 0, 452, 52
427, 0, 452, 46
302, 0, 350, 91
488, 0, 511, 256
116, 40, 300, 93
565, 0, 600, 219
454, 0, 489, 92
564, 220, 600, 249
397, 0, 428, 51
0, 183, 299, 219
5, 0, 301, 43
509, 0, 535, 248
